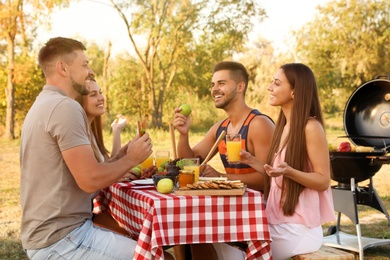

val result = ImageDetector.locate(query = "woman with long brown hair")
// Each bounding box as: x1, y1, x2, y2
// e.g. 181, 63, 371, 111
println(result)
76, 76, 127, 162
240, 63, 335, 259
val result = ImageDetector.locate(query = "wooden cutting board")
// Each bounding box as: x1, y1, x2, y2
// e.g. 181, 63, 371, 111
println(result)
174, 186, 246, 196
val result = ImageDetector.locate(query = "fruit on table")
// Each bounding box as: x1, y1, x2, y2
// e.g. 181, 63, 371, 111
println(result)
328, 143, 338, 151
141, 166, 157, 178
175, 159, 184, 169
356, 146, 374, 152
131, 166, 142, 178
179, 104, 192, 116
338, 142, 352, 152
156, 178, 174, 194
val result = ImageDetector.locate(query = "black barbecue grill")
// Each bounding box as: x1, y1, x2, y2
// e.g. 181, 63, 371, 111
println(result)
323, 75, 390, 259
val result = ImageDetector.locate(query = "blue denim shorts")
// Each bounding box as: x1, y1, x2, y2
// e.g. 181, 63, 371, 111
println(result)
26, 219, 137, 259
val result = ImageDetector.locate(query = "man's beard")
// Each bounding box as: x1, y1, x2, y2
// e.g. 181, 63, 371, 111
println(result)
215, 88, 237, 109
72, 79, 89, 95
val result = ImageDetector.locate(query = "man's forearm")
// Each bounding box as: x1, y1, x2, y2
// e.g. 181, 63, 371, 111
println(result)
177, 133, 194, 158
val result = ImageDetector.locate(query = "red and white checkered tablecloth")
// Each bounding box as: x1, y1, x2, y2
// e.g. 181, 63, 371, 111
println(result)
94, 182, 272, 260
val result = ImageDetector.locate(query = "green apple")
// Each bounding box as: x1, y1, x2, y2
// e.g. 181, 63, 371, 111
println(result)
131, 166, 142, 178
179, 104, 192, 116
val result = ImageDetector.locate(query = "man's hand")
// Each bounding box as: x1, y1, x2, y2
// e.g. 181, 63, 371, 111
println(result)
118, 172, 139, 182
200, 164, 221, 177
126, 133, 153, 166
173, 107, 191, 135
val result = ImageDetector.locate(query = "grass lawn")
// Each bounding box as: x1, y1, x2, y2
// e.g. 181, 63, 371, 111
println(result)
1, 126, 390, 259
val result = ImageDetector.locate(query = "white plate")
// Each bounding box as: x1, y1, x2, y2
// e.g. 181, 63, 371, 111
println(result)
132, 178, 154, 185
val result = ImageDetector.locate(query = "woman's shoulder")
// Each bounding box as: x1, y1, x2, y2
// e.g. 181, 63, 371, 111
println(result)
305, 117, 325, 134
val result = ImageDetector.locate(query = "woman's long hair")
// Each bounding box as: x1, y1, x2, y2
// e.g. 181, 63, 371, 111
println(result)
75, 77, 110, 162
90, 115, 110, 162
264, 63, 325, 216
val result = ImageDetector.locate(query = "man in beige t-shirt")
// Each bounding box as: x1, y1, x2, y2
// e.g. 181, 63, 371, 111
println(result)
20, 37, 153, 259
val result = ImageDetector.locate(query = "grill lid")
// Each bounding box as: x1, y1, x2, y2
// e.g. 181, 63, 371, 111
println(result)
344, 75, 390, 148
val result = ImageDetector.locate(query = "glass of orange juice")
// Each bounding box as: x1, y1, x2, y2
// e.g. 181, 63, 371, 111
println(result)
155, 150, 170, 169
182, 158, 200, 182
226, 134, 241, 164
140, 156, 154, 170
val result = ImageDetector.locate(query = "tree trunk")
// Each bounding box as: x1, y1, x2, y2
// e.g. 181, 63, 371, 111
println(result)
103, 42, 111, 116
5, 36, 15, 139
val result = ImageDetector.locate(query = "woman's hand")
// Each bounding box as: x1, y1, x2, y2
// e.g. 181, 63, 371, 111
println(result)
264, 162, 291, 177
111, 114, 127, 132
240, 149, 267, 175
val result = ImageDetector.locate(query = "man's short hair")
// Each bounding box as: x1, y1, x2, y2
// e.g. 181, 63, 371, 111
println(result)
212, 61, 249, 93
38, 37, 86, 76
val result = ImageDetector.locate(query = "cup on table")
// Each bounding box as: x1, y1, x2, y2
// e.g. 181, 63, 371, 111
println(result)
155, 150, 170, 169
140, 156, 154, 170
226, 134, 242, 164
176, 170, 195, 188
182, 158, 200, 182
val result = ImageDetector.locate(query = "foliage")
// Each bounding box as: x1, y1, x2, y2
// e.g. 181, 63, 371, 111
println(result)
237, 37, 294, 121
107, 53, 147, 123
0, 0, 72, 138
294, 0, 390, 115
86, 42, 107, 77
0, 53, 43, 138
106, 51, 226, 132
108, 0, 266, 128
13, 55, 44, 136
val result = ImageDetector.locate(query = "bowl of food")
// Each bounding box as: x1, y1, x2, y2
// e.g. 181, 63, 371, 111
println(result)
152, 174, 176, 194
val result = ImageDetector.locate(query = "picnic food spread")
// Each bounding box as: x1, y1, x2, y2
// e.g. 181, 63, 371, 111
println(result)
175, 180, 246, 196
182, 180, 244, 190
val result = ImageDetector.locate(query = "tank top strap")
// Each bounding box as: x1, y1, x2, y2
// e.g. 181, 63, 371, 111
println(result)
216, 118, 230, 138
216, 109, 265, 174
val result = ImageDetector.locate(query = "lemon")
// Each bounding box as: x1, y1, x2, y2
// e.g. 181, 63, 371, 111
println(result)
180, 104, 192, 116
157, 178, 174, 194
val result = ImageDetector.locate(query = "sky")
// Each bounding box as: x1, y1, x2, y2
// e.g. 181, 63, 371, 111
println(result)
37, 0, 332, 56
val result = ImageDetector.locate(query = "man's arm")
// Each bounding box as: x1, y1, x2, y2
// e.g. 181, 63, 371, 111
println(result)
225, 115, 275, 190
190, 124, 221, 160
174, 106, 223, 160
62, 133, 152, 193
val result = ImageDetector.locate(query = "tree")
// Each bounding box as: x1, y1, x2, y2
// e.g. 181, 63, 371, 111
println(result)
0, 0, 71, 139
107, 53, 147, 123
294, 0, 390, 115
109, 0, 266, 128
238, 37, 294, 121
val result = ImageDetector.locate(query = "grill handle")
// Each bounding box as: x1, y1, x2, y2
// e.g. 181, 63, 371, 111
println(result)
374, 74, 390, 80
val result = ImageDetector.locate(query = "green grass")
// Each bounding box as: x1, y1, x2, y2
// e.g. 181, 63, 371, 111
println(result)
1, 124, 390, 259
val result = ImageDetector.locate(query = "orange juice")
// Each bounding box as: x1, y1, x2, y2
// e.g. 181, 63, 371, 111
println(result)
141, 156, 154, 170
226, 141, 241, 164
183, 165, 200, 182
156, 157, 170, 168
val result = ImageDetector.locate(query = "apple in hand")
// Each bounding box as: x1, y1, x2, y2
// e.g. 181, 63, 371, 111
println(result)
179, 104, 192, 116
